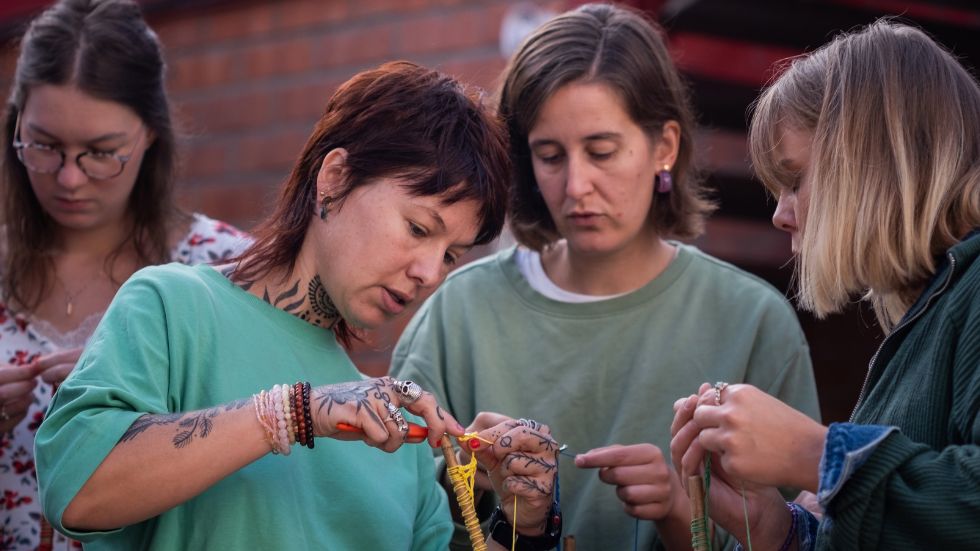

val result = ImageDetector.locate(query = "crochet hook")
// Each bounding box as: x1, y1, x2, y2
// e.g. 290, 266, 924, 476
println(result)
336, 421, 429, 443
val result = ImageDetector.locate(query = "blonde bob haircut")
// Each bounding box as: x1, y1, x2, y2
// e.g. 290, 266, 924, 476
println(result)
750, 20, 980, 331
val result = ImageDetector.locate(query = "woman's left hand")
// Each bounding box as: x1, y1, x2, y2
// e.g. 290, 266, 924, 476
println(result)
690, 383, 827, 492
671, 388, 797, 547
469, 417, 559, 536
35, 347, 84, 386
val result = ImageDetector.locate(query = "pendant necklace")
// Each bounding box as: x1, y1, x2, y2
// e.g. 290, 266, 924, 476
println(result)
56, 270, 105, 316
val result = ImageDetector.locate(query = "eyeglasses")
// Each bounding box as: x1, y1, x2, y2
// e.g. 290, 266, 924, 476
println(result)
11, 112, 145, 180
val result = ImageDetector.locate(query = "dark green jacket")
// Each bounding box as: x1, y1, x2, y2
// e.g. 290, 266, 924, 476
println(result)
819, 232, 980, 550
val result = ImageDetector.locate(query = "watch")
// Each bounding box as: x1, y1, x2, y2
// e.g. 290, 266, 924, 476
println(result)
487, 500, 562, 551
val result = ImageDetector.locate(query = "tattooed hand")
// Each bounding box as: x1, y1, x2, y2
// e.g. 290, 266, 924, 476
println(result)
463, 411, 558, 536
311, 376, 464, 451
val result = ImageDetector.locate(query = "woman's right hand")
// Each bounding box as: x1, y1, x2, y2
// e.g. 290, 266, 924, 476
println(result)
310, 376, 464, 451
35, 347, 84, 386
670, 389, 797, 548
0, 362, 42, 432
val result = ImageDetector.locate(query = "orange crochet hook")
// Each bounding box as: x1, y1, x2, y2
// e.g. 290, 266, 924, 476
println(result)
336, 421, 429, 443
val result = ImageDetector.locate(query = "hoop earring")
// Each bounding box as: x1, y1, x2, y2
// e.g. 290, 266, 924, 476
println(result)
655, 165, 672, 194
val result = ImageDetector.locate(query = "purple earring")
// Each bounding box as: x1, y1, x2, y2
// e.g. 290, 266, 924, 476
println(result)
656, 165, 672, 193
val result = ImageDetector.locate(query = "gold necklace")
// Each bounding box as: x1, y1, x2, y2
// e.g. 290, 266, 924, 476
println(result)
55, 269, 106, 316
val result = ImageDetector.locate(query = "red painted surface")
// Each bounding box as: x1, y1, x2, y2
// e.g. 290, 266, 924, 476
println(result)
0, 1, 47, 23
670, 31, 802, 87
829, 0, 980, 27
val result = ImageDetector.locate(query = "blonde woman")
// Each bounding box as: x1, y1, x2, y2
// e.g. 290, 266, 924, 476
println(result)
671, 20, 980, 550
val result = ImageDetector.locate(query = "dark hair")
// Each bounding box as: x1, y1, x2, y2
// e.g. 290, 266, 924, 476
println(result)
2, 0, 180, 310
498, 2, 715, 250
234, 61, 510, 346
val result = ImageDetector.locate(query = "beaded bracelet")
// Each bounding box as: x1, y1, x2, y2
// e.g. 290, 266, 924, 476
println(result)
777, 502, 800, 551
270, 385, 290, 455
294, 381, 307, 446
252, 382, 317, 455
252, 390, 277, 453
302, 381, 314, 449
288, 384, 298, 445
254, 389, 287, 455
281, 384, 295, 445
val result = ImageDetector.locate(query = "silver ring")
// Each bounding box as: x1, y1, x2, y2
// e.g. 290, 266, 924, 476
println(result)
0, 405, 8, 421
385, 403, 408, 433
393, 380, 424, 405
713, 382, 729, 405
517, 418, 541, 430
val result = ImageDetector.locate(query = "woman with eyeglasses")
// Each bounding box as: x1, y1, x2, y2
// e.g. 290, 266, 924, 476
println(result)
0, 1, 247, 549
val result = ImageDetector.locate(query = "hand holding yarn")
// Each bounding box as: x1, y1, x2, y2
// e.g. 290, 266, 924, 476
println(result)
34, 347, 83, 386
465, 412, 559, 536
0, 362, 42, 432
670, 385, 798, 548
689, 383, 827, 491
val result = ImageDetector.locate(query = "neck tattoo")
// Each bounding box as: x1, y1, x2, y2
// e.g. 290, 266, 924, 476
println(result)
231, 271, 341, 330
301, 275, 340, 329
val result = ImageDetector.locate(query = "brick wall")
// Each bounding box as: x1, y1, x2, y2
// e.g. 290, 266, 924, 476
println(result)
0, 0, 565, 376
159, 0, 571, 375
152, 0, 564, 227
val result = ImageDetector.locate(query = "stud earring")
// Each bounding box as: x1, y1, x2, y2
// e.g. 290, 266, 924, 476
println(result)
655, 165, 672, 194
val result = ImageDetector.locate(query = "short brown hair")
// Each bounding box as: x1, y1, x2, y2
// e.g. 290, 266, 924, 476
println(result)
498, 2, 715, 250
235, 61, 511, 345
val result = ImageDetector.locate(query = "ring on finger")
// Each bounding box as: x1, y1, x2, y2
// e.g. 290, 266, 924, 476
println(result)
0, 405, 8, 421
393, 379, 424, 405
713, 381, 729, 405
517, 418, 541, 430
385, 403, 409, 433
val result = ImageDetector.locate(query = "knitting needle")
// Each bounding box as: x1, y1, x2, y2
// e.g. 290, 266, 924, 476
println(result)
558, 444, 577, 459
336, 421, 429, 443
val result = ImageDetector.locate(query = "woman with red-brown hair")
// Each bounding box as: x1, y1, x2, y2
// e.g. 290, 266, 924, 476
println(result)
34, 61, 555, 550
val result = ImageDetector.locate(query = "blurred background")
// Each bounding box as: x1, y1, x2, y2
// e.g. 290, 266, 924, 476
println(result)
0, 0, 977, 424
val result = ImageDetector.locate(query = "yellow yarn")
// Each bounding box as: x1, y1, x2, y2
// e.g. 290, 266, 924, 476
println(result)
445, 433, 495, 551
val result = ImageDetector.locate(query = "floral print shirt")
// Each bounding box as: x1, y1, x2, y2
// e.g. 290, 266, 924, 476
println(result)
0, 214, 249, 550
